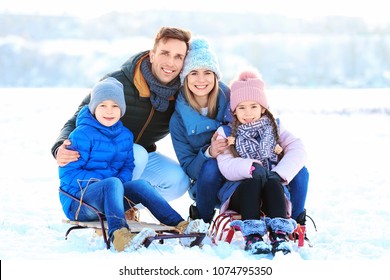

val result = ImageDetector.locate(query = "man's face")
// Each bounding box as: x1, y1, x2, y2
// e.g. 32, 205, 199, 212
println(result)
149, 38, 187, 85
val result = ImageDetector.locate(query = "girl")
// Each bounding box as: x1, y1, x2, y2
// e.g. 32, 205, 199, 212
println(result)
215, 70, 307, 255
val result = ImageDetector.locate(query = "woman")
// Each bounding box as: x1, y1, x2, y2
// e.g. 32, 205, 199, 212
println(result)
169, 38, 230, 223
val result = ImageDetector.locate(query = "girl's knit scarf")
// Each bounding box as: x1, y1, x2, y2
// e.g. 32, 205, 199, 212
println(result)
141, 59, 181, 112
235, 116, 279, 170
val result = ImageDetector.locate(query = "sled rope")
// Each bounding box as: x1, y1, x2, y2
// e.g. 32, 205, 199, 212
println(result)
124, 196, 141, 221
75, 178, 100, 220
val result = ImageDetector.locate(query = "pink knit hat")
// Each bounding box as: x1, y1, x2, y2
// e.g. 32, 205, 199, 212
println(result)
230, 70, 268, 111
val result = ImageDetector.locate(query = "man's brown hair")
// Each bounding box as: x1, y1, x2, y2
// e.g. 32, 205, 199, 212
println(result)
153, 27, 191, 52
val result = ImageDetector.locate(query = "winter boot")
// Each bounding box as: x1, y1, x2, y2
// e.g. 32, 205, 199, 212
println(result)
112, 227, 136, 252
295, 209, 307, 225
189, 204, 201, 221
112, 227, 156, 252
245, 233, 272, 254
189, 204, 216, 223
267, 217, 297, 255
176, 219, 209, 247
269, 230, 292, 255
230, 219, 272, 255
127, 228, 156, 251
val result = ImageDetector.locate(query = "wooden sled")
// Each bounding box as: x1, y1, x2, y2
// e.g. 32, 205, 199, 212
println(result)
59, 188, 205, 250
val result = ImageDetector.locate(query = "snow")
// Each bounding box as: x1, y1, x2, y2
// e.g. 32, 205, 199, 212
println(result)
1, 88, 389, 279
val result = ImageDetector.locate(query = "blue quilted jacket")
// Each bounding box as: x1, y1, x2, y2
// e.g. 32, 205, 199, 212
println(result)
169, 82, 230, 181
59, 105, 135, 218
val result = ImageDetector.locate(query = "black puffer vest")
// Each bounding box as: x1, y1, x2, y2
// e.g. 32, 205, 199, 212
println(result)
105, 51, 177, 152
51, 51, 178, 156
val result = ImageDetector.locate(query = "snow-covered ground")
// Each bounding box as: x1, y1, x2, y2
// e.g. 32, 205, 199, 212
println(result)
1, 88, 389, 279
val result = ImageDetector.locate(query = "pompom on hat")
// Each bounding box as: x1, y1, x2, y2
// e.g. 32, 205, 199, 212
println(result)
229, 70, 268, 111
88, 77, 126, 117
180, 37, 222, 84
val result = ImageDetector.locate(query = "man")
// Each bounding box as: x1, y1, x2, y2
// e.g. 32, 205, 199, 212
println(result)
51, 27, 191, 201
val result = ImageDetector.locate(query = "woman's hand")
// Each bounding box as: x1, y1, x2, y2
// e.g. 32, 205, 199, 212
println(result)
209, 131, 229, 158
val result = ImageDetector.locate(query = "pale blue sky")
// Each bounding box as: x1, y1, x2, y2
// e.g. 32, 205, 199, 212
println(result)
1, 0, 388, 25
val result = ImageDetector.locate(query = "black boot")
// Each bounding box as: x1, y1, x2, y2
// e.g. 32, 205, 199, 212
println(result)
295, 209, 307, 225
269, 230, 291, 255
267, 217, 297, 255
189, 204, 201, 221
245, 234, 272, 255
231, 219, 271, 255
189, 203, 216, 223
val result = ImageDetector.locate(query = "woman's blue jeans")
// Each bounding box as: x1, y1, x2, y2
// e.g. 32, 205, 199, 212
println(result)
68, 177, 183, 238
193, 159, 225, 223
288, 166, 309, 220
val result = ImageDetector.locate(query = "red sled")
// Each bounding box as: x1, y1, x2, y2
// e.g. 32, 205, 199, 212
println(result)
209, 210, 311, 247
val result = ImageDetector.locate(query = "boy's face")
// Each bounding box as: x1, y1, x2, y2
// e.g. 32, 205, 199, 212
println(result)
149, 38, 187, 85
94, 100, 121, 127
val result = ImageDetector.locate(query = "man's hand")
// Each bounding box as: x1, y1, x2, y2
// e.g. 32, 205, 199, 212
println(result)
209, 131, 229, 158
56, 139, 80, 167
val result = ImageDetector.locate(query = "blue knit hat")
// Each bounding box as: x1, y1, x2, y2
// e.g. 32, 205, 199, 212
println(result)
180, 38, 222, 84
88, 77, 126, 117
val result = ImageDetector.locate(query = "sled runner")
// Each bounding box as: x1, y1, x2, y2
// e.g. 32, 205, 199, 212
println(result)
59, 188, 205, 250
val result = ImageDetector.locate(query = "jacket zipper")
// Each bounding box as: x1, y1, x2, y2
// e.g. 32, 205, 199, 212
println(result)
135, 107, 154, 143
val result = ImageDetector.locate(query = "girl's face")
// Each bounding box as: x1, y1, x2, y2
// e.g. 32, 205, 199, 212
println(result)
235, 101, 265, 124
187, 68, 215, 106
94, 100, 121, 127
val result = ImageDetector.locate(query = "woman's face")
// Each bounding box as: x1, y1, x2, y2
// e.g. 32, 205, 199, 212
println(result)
187, 68, 215, 105
234, 101, 265, 124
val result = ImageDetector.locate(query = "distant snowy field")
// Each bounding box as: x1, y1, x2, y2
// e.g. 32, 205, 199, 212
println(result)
1, 88, 389, 279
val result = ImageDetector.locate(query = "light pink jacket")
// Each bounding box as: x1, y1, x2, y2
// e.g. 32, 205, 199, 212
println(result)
216, 121, 307, 184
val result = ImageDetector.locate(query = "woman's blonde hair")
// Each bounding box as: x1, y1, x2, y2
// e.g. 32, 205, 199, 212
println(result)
182, 75, 219, 118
